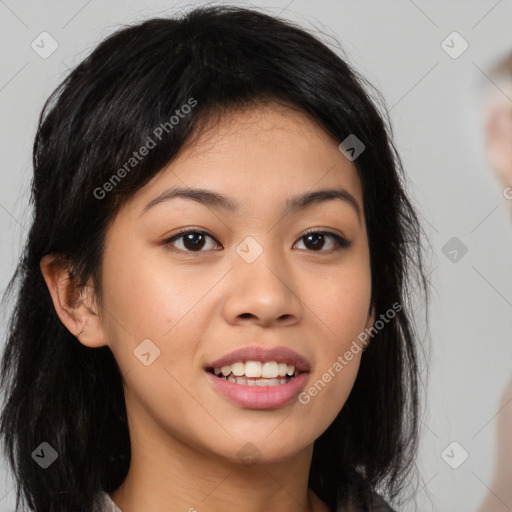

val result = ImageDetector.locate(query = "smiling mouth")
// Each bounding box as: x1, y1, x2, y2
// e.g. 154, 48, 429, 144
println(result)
206, 360, 302, 387
205, 355, 311, 409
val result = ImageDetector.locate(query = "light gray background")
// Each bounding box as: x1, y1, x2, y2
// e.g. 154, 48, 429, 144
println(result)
1, 1, 511, 511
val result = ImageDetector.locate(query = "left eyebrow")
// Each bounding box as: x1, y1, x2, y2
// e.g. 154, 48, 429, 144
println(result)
283, 188, 361, 223
141, 186, 362, 222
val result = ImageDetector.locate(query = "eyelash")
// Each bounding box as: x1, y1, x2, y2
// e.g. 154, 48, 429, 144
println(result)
162, 228, 351, 253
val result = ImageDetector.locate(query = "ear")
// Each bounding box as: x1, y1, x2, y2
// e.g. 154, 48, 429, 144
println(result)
39, 254, 109, 348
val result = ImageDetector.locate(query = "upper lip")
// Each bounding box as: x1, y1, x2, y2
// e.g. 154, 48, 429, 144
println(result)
206, 346, 311, 373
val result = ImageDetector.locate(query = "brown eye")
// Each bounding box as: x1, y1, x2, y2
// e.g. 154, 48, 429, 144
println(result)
163, 230, 220, 252
163, 229, 350, 254
294, 230, 351, 252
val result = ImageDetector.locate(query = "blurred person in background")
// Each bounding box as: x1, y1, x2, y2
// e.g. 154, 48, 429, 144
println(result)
477, 49, 512, 512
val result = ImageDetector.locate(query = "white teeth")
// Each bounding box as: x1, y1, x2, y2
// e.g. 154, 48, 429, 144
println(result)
278, 363, 288, 377
231, 362, 245, 377
231, 377, 287, 386
262, 361, 279, 378
212, 361, 297, 379
244, 361, 262, 377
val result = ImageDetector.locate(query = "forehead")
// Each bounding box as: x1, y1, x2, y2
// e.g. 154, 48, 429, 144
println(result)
122, 103, 363, 218
183, 103, 357, 174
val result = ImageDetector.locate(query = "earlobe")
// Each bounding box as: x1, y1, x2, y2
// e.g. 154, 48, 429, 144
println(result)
39, 254, 108, 348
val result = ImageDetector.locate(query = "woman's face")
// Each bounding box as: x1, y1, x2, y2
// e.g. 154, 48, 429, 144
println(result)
96, 104, 372, 464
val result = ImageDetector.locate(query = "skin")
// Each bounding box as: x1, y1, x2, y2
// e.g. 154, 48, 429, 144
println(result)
40, 103, 374, 512
483, 77, 512, 216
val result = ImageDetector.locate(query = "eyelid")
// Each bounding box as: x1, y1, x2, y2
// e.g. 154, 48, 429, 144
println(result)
162, 228, 221, 251
300, 227, 350, 244
162, 227, 351, 252
298, 228, 351, 251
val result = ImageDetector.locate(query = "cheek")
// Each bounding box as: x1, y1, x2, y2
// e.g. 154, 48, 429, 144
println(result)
316, 279, 370, 331
99, 243, 204, 372
307, 257, 372, 346
297, 258, 370, 422
102, 239, 203, 334
100, 253, 211, 432
100, 247, 233, 399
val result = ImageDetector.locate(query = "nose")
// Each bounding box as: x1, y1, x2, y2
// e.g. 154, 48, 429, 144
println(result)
222, 247, 303, 328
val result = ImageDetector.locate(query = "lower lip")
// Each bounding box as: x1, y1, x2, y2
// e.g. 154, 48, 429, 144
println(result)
205, 371, 309, 410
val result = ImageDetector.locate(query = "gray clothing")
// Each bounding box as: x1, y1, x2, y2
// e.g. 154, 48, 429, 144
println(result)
96, 490, 396, 511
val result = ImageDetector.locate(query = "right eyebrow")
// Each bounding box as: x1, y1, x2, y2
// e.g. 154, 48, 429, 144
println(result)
141, 187, 240, 216
141, 186, 361, 224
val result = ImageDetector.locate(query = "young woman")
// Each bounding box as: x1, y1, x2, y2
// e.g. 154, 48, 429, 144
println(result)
0, 5, 428, 512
